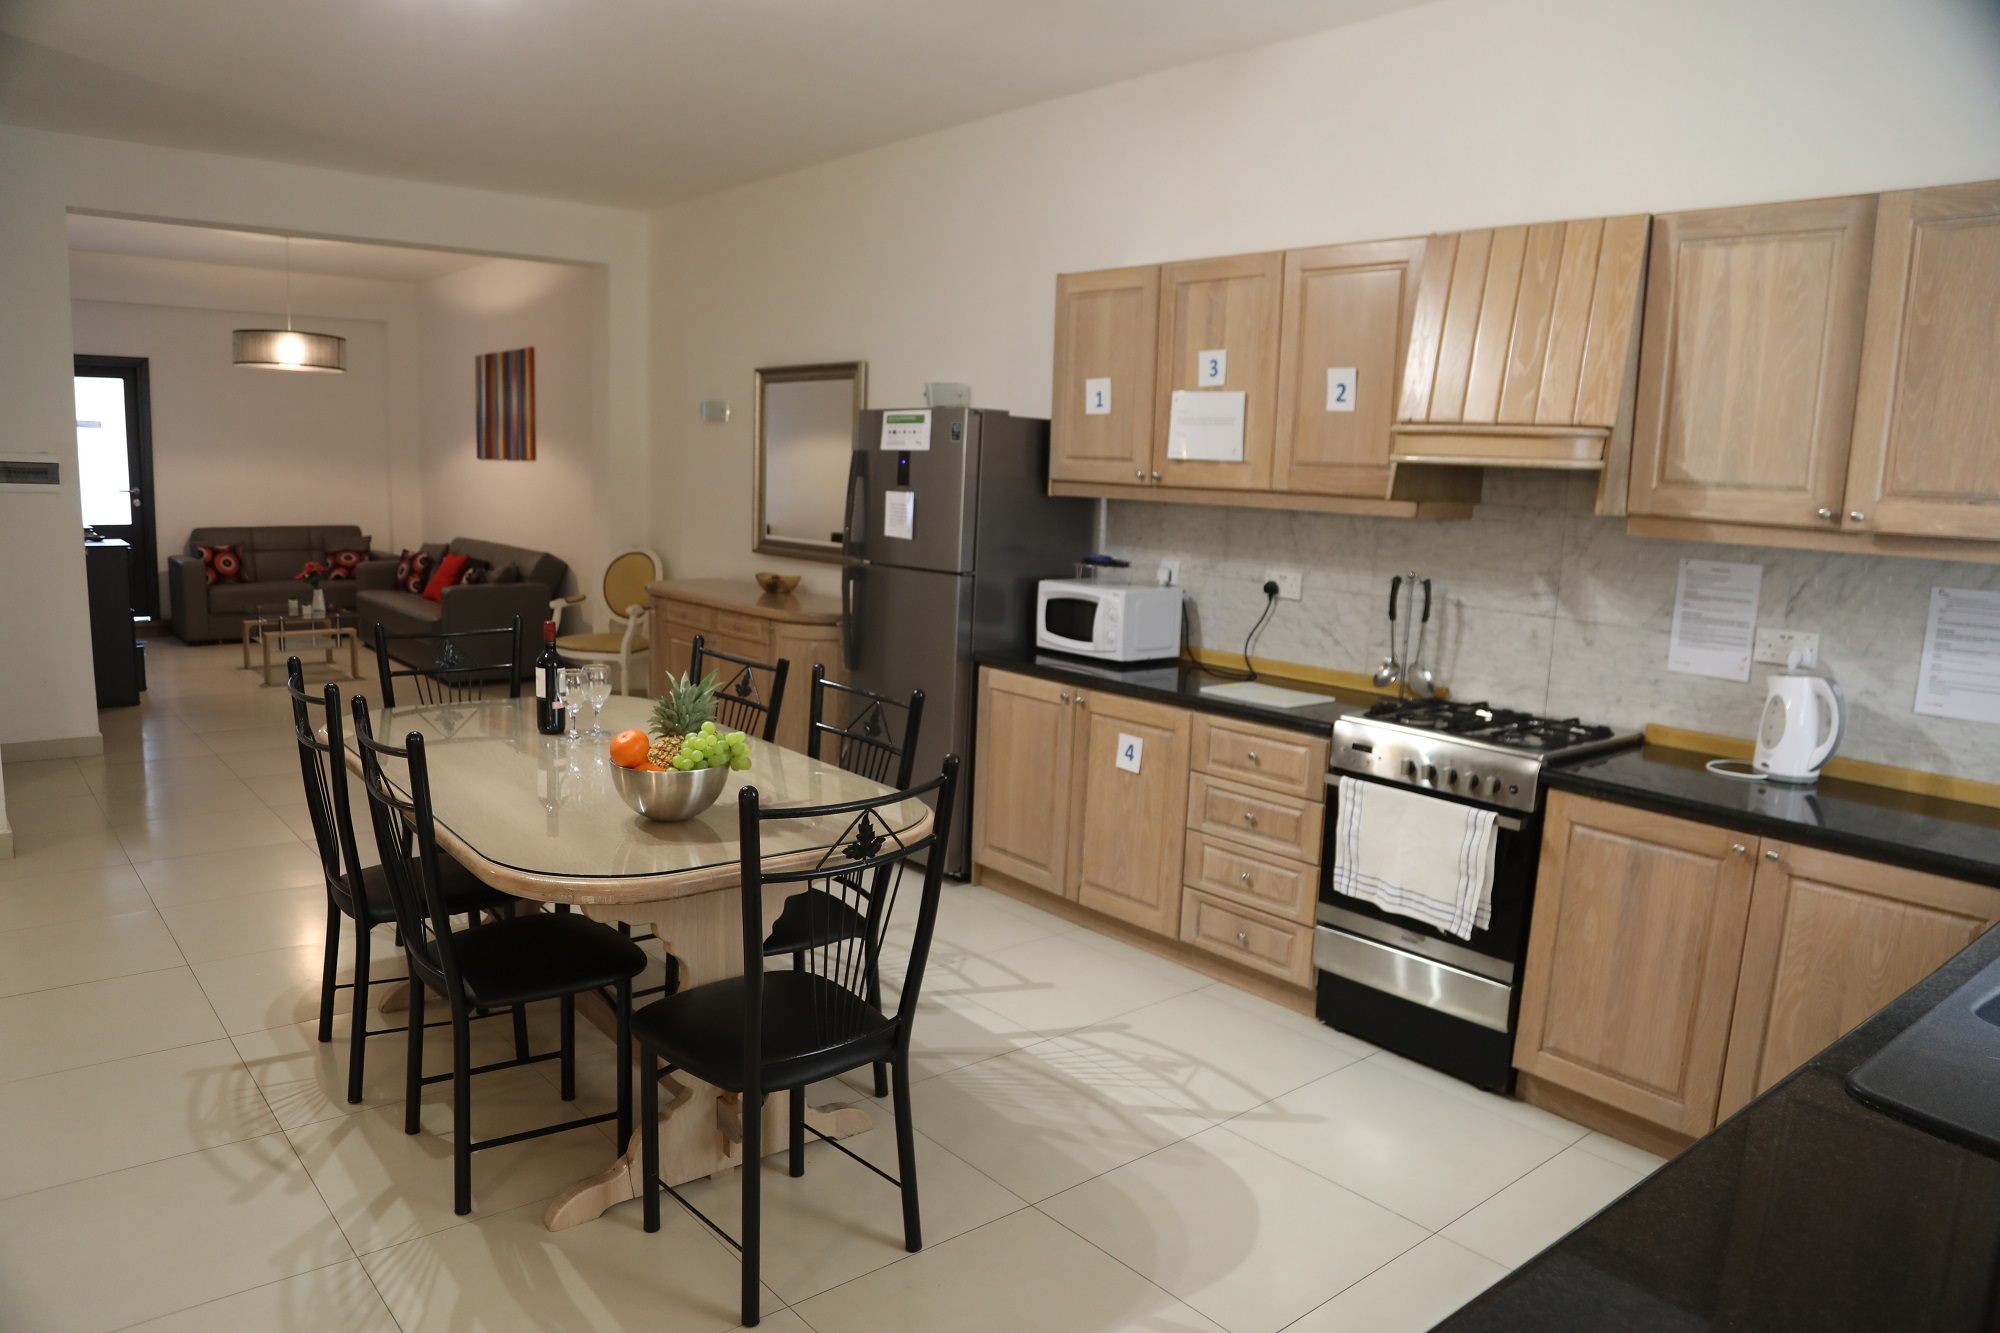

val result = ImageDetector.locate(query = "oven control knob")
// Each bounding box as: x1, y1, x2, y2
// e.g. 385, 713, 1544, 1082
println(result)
1446, 768, 1459, 786
1489, 776, 1504, 795
1402, 759, 1418, 779
1423, 764, 1438, 785
1460, 770, 1476, 789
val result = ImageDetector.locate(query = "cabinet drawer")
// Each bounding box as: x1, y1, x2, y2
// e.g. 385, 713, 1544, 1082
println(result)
1179, 888, 1314, 987
715, 610, 770, 641
1187, 772, 1323, 863
699, 633, 770, 667
1183, 830, 1317, 924
1191, 715, 1328, 799
658, 600, 717, 632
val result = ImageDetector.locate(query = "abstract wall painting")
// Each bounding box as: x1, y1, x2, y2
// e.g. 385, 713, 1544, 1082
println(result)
475, 347, 536, 460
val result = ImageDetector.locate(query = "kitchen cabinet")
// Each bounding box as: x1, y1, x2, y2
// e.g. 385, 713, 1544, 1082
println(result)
1272, 238, 1425, 497
1154, 253, 1283, 491
1626, 195, 1877, 529
1070, 691, 1192, 934
1514, 792, 1757, 1139
648, 579, 842, 755
1843, 180, 2000, 540
969, 670, 1076, 895
1049, 265, 1161, 486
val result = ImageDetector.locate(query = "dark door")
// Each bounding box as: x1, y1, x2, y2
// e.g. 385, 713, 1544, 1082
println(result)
73, 355, 158, 619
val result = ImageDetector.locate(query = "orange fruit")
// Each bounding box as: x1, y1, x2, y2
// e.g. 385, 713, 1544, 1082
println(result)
609, 729, 651, 768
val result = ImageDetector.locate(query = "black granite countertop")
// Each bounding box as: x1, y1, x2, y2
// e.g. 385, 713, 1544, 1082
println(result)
972, 650, 1368, 735
1439, 922, 2000, 1332
1546, 743, 2000, 890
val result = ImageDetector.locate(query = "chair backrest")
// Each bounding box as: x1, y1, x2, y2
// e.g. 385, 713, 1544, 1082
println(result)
349, 695, 465, 1001
806, 665, 925, 790
688, 633, 789, 743
372, 616, 525, 708
285, 657, 367, 918
735, 754, 961, 1087
601, 549, 660, 624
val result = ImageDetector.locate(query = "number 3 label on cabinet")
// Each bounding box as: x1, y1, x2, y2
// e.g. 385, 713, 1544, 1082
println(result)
1197, 349, 1227, 387
1084, 377, 1112, 416
1115, 733, 1144, 773
1326, 367, 1356, 412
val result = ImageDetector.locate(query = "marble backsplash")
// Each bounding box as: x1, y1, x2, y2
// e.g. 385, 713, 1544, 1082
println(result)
1103, 473, 2000, 785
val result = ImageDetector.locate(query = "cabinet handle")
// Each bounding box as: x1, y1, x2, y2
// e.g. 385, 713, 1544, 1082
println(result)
1730, 843, 1747, 856
1151, 471, 1161, 481
1134, 470, 1144, 480
1059, 691, 1070, 703
1074, 692, 1087, 706
1764, 849, 1781, 862
1246, 750, 1260, 763
1236, 931, 1249, 945
1849, 510, 1867, 523
1239, 871, 1253, 884
1816, 507, 1836, 520
1243, 811, 1258, 826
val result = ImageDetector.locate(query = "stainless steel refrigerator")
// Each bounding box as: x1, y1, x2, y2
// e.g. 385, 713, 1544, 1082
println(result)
840, 407, 1094, 875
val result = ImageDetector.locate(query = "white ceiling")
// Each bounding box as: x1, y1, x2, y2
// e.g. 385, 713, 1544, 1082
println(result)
0, 0, 1428, 208
66, 214, 496, 281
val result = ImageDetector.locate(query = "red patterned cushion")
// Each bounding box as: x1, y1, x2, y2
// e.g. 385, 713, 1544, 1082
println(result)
458, 557, 494, 586
195, 543, 249, 585
421, 553, 472, 602
323, 547, 368, 580
394, 549, 434, 595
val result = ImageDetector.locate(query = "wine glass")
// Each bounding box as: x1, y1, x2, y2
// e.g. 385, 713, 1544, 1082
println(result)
584, 663, 612, 737
560, 667, 586, 742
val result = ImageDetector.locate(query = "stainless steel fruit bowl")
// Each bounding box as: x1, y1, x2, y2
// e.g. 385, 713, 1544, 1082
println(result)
611, 763, 729, 822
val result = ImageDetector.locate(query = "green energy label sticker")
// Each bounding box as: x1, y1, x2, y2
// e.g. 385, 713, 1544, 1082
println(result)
880, 410, 931, 451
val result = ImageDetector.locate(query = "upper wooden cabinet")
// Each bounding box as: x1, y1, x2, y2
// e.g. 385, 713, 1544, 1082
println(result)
1273, 238, 1425, 497
1627, 196, 1877, 528
1844, 180, 2000, 540
1154, 253, 1283, 491
1397, 216, 1648, 468
1049, 265, 1160, 486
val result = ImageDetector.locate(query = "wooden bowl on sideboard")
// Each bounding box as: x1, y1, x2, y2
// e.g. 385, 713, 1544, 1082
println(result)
754, 572, 801, 595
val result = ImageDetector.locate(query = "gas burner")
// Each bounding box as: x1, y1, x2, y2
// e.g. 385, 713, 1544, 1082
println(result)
1364, 698, 1535, 738
1480, 717, 1617, 751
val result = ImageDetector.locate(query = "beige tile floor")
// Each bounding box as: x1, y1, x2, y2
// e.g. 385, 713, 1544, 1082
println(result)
0, 639, 1664, 1332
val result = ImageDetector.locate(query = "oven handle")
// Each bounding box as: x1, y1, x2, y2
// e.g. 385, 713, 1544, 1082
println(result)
1324, 773, 1524, 832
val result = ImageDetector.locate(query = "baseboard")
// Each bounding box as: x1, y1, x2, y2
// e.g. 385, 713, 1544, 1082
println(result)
0, 827, 12, 859
1, 734, 105, 762
1517, 1072, 1694, 1159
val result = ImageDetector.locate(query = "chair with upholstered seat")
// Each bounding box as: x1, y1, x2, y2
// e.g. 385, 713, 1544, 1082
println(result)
284, 658, 523, 1104
554, 549, 660, 696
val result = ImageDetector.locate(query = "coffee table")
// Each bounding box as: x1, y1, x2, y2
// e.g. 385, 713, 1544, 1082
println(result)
241, 605, 362, 686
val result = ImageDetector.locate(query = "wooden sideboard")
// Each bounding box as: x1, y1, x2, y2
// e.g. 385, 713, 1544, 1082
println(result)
646, 578, 843, 756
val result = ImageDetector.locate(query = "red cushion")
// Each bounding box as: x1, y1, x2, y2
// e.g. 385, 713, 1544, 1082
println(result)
422, 553, 472, 602
195, 543, 249, 585
323, 547, 368, 580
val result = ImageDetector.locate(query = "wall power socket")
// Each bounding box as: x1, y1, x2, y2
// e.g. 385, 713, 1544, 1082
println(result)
1754, 628, 1819, 668
1264, 568, 1302, 601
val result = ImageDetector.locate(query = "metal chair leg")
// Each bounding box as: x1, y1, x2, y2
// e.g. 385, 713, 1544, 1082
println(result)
317, 899, 341, 1044
404, 976, 426, 1134
892, 1057, 921, 1251
640, 1047, 660, 1234
346, 915, 372, 1104
867, 957, 889, 1099
742, 1090, 762, 1327
511, 1001, 531, 1062
453, 1011, 473, 1215
789, 1085, 806, 1177
615, 978, 633, 1154
559, 993, 576, 1101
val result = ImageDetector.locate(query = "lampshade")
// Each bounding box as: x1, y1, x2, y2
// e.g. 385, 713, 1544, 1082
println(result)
232, 328, 345, 373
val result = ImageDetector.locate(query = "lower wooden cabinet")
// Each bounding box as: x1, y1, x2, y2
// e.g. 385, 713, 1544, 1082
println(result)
1180, 888, 1314, 985
1069, 691, 1192, 934
648, 579, 842, 755
1518, 791, 2000, 1145
969, 671, 1076, 895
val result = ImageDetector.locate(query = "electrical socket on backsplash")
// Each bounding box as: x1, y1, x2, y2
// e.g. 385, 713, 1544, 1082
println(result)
1754, 628, 1820, 668
1156, 559, 1180, 587
1264, 568, 1302, 601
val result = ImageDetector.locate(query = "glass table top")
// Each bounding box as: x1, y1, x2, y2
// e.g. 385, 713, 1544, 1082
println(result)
344, 696, 931, 883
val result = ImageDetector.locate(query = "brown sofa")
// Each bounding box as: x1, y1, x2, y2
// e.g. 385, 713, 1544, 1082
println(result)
354, 537, 568, 673
169, 525, 375, 643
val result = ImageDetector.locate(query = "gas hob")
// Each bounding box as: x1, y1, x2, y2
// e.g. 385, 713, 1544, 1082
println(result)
1331, 697, 1640, 814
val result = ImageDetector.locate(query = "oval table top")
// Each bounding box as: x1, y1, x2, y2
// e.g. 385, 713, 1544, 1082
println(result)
342, 695, 932, 906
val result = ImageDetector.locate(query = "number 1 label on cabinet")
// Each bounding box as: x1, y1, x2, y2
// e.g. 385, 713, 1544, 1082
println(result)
1084, 377, 1112, 416
1115, 733, 1144, 773
1197, 349, 1227, 387
1326, 367, 1356, 412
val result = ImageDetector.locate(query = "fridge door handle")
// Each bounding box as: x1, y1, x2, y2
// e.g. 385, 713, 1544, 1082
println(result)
841, 564, 861, 671
841, 450, 869, 558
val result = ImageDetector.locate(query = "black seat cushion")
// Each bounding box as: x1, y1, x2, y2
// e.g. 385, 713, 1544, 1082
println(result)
631, 971, 891, 1092
452, 912, 650, 1009
762, 887, 868, 957
350, 853, 512, 926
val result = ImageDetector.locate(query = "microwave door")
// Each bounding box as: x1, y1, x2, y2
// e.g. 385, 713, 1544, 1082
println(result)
851, 408, 976, 574
1041, 593, 1101, 652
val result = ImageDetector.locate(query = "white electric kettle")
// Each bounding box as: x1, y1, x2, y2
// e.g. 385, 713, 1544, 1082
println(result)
1754, 673, 1844, 784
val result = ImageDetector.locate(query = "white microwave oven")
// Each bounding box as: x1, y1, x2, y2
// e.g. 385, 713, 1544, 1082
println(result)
1035, 579, 1183, 662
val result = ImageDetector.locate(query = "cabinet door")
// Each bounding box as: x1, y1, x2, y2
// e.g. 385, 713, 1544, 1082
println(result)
1069, 690, 1191, 934
1718, 842, 2000, 1117
1844, 180, 2000, 539
1050, 266, 1160, 486
1627, 196, 1876, 527
1514, 792, 1757, 1137
770, 622, 842, 752
1154, 253, 1282, 490
970, 670, 1076, 896
1273, 238, 1424, 496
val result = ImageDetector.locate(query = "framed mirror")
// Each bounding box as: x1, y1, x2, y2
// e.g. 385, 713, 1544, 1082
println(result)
753, 361, 867, 563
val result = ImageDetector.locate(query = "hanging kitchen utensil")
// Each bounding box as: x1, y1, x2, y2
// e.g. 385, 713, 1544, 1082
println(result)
1372, 575, 1403, 690
1410, 579, 1437, 697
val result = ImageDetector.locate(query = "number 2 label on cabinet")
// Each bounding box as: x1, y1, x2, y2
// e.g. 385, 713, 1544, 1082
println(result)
1197, 349, 1227, 387
1115, 733, 1144, 773
1326, 367, 1356, 412
1084, 377, 1112, 416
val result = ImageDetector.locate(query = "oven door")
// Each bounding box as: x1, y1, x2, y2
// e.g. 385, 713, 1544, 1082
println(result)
1037, 588, 1108, 655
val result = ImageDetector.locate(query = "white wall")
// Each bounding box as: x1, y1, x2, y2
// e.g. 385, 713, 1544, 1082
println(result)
0, 124, 648, 750
417, 258, 602, 610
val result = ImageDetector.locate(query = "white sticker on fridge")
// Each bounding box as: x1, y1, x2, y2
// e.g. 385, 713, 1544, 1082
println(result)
879, 410, 931, 451
1084, 377, 1111, 415
883, 489, 916, 540
1326, 367, 1357, 412
1115, 733, 1144, 773
1196, 349, 1227, 387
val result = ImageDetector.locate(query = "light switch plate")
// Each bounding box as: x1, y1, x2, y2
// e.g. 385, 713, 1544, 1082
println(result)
1754, 627, 1819, 668
1265, 567, 1302, 601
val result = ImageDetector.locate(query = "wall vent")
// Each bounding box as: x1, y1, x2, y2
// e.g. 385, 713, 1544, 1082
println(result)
0, 456, 61, 489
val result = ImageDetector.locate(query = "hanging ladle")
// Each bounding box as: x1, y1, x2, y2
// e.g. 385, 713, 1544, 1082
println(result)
1372, 574, 1402, 691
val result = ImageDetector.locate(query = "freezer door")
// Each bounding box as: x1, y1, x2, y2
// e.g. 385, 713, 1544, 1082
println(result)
847, 408, 979, 573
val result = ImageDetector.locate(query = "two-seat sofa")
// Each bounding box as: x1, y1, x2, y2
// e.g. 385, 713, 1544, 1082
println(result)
169, 524, 375, 643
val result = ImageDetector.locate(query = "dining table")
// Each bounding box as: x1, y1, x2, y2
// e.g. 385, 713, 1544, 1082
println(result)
342, 693, 935, 1231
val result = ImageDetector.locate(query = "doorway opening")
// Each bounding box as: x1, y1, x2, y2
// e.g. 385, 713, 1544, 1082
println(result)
73, 354, 158, 620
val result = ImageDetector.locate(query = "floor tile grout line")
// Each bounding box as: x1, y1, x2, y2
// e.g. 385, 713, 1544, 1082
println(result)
101, 1255, 372, 1333
1028, 1200, 1256, 1333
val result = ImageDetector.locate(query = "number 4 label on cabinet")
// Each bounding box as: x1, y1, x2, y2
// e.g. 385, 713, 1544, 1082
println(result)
1326, 367, 1356, 412
1115, 733, 1144, 773
1084, 377, 1111, 415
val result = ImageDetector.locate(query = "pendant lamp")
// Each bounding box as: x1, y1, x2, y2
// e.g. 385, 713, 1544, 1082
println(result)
233, 237, 345, 372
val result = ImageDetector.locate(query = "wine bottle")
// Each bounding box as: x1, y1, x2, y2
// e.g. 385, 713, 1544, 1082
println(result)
536, 620, 566, 736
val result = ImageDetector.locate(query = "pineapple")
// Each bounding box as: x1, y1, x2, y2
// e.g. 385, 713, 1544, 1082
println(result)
647, 670, 719, 768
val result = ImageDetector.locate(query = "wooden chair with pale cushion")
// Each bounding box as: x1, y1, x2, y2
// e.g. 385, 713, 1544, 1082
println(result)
554, 549, 660, 696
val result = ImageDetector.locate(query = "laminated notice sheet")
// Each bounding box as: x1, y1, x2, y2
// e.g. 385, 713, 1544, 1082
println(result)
1667, 559, 1761, 682
1166, 390, 1245, 462
1915, 587, 2000, 725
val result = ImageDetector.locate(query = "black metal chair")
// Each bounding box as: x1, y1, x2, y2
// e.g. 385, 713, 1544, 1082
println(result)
763, 665, 928, 1096
372, 616, 526, 708
351, 694, 652, 1216
688, 633, 788, 743
285, 658, 521, 1104
633, 754, 961, 1328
